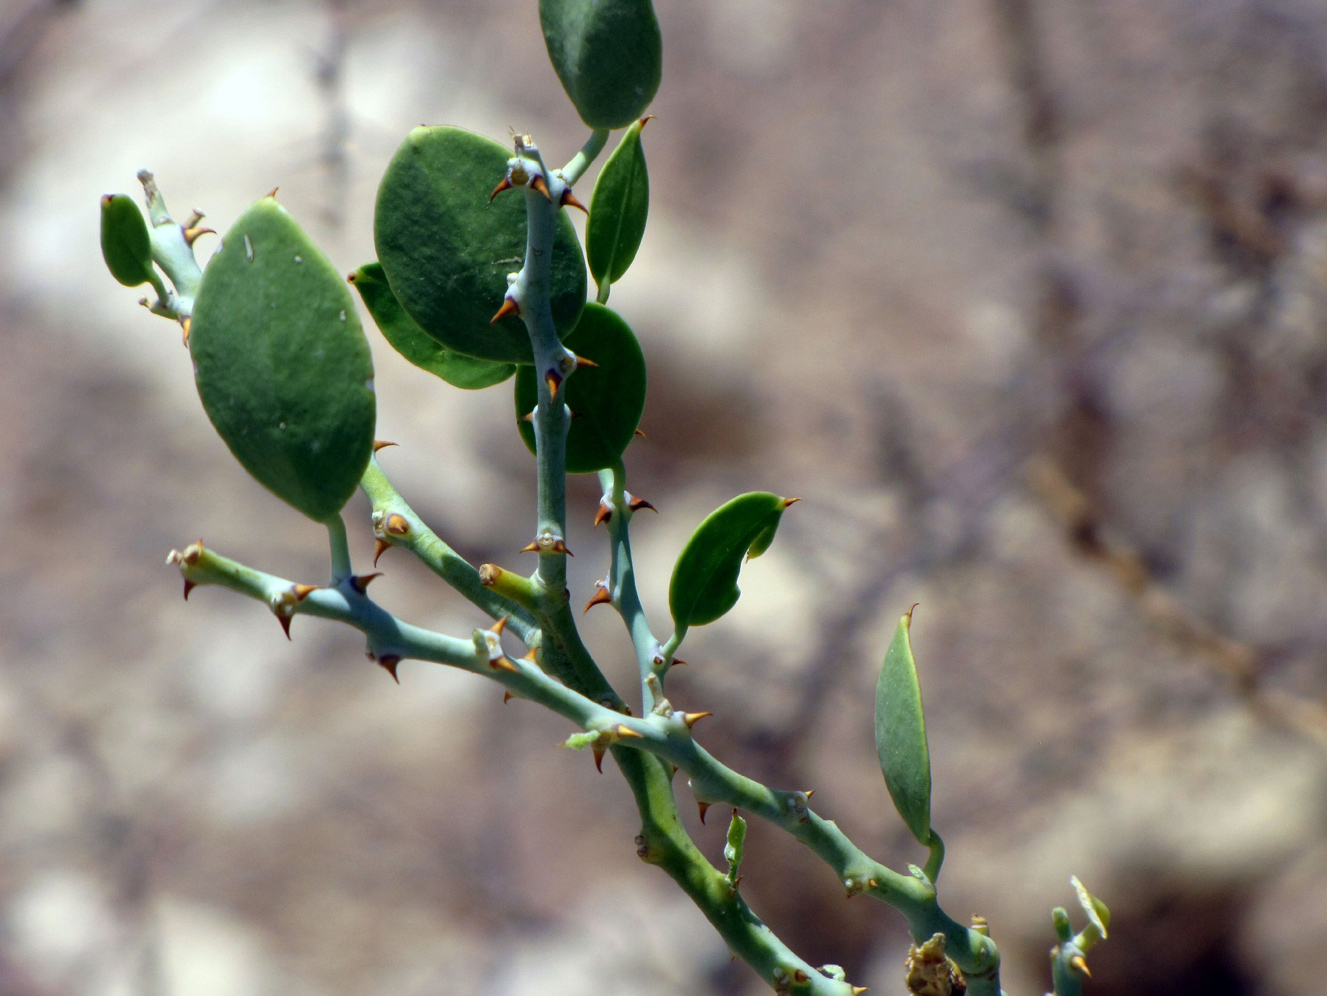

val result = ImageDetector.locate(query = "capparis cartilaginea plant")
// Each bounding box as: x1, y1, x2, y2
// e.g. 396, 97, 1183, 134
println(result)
100, 2, 1110, 993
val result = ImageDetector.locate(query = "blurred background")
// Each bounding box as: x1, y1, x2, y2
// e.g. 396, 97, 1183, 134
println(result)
3, 0, 1327, 993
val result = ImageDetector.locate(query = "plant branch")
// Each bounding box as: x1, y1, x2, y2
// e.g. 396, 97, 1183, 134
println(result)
359, 457, 539, 645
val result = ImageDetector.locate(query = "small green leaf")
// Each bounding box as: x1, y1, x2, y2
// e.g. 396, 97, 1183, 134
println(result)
100, 193, 155, 288
587, 119, 650, 295
669, 492, 796, 631
190, 197, 375, 522
724, 811, 747, 886
350, 262, 515, 390
540, 0, 662, 129
875, 607, 933, 846
514, 303, 646, 473
1070, 876, 1109, 950
374, 126, 587, 364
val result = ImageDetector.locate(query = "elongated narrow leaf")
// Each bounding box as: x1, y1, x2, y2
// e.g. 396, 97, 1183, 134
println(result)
514, 303, 645, 472
190, 196, 375, 522
669, 492, 796, 630
875, 608, 933, 845
350, 262, 515, 390
540, 0, 662, 129
587, 119, 650, 294
100, 193, 155, 287
374, 126, 586, 363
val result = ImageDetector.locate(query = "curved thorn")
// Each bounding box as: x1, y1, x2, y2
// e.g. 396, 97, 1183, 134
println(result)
385, 514, 410, 536
1070, 956, 1091, 978
520, 541, 540, 554
697, 800, 711, 824
293, 583, 320, 601
490, 656, 519, 673
182, 579, 196, 601
573, 352, 598, 368
584, 585, 613, 613
682, 711, 712, 729
530, 175, 552, 201
615, 724, 643, 739
373, 538, 390, 567
489, 176, 513, 201
503, 690, 514, 704
593, 500, 612, 529
627, 496, 656, 513
560, 188, 588, 213
373, 440, 397, 453
490, 297, 519, 325
490, 615, 510, 637
376, 655, 401, 683
349, 573, 382, 595
592, 743, 606, 772
277, 614, 293, 640
182, 226, 215, 247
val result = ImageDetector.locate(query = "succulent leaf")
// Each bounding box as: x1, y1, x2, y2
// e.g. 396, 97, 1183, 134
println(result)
374, 126, 586, 363
514, 303, 646, 472
100, 193, 156, 287
351, 262, 515, 389
190, 197, 375, 522
669, 492, 794, 630
539, 0, 662, 129
875, 608, 933, 846
587, 119, 650, 295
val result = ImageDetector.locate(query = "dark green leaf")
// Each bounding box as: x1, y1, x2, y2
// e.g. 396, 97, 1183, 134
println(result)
374, 126, 587, 364
669, 492, 795, 631
540, 0, 662, 129
875, 607, 933, 845
100, 193, 155, 288
514, 303, 645, 473
190, 197, 376, 522
351, 262, 515, 390
587, 119, 650, 294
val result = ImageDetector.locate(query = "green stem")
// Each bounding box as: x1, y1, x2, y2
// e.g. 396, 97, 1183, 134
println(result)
359, 458, 538, 645
169, 539, 999, 993
559, 128, 610, 187
599, 464, 665, 710
325, 511, 352, 582
924, 830, 946, 885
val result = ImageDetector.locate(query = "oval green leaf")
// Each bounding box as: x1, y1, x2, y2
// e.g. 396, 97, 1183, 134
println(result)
514, 303, 646, 473
669, 492, 795, 631
374, 126, 587, 364
540, 0, 662, 129
350, 262, 515, 390
100, 193, 155, 287
875, 608, 933, 846
587, 118, 650, 295
190, 197, 376, 522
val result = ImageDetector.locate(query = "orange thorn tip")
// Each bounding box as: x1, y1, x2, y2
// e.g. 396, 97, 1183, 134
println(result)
377, 655, 401, 683
278, 614, 293, 640
183, 226, 215, 247
530, 175, 553, 201
349, 573, 382, 595
639, 114, 656, 128
615, 724, 643, 739
552, 539, 573, 556
904, 602, 919, 623
518, 411, 534, 423
794, 970, 809, 983
671, 658, 687, 667
780, 496, 802, 509
852, 988, 869, 995
373, 440, 397, 453
490, 656, 519, 673
266, 187, 279, 199
803, 789, 815, 798
593, 501, 612, 529
560, 188, 588, 213
592, 743, 606, 772
490, 297, 519, 325
521, 647, 538, 661
489, 176, 513, 201
373, 538, 390, 566
682, 712, 712, 729
584, 585, 613, 613
503, 690, 514, 704
628, 496, 656, 513
183, 579, 196, 600
697, 800, 711, 824
573, 353, 598, 368
293, 583, 320, 601
545, 369, 563, 396
634, 428, 647, 438
490, 615, 510, 637
1070, 956, 1091, 978
385, 514, 409, 536
181, 316, 191, 347
520, 541, 540, 554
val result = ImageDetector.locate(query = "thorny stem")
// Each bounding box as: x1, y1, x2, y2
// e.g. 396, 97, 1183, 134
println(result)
599, 463, 667, 711
168, 540, 1003, 993
359, 457, 538, 645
